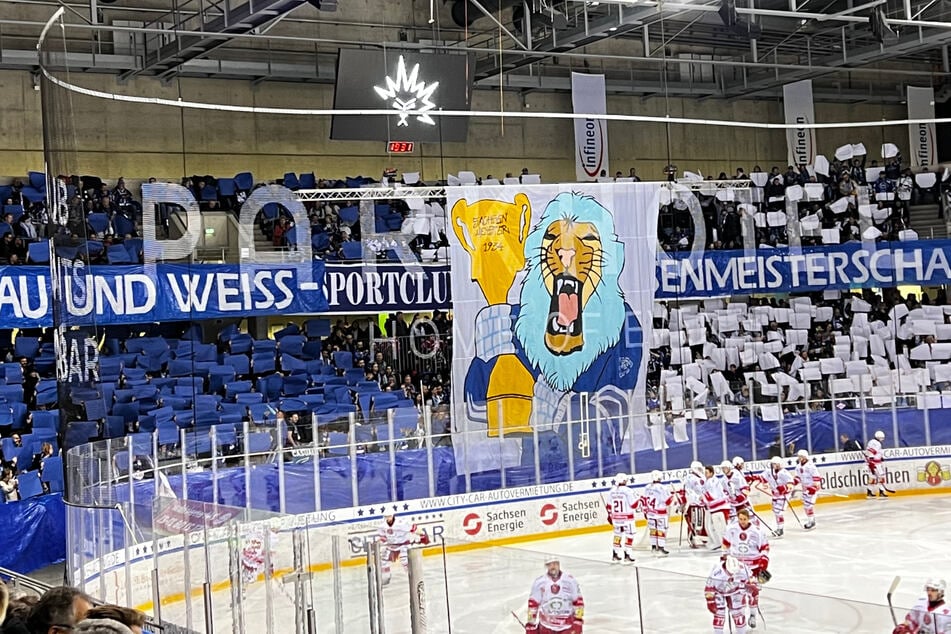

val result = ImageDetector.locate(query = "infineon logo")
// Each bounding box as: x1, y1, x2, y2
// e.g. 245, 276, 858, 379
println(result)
540, 504, 559, 526
462, 513, 483, 536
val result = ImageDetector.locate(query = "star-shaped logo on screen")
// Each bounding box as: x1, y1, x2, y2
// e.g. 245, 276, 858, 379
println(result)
373, 55, 439, 127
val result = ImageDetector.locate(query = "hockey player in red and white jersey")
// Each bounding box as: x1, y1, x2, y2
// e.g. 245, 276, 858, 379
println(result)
704, 555, 757, 634
792, 450, 821, 530
526, 556, 584, 634
681, 461, 707, 549
377, 513, 430, 584
703, 464, 731, 550
893, 578, 951, 634
606, 472, 640, 563
726, 457, 752, 517
641, 470, 674, 556
722, 508, 770, 629
866, 430, 892, 498
759, 456, 794, 537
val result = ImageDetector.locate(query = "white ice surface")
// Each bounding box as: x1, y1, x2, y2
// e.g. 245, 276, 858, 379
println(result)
159, 494, 951, 634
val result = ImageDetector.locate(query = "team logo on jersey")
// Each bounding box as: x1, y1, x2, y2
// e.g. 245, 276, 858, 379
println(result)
540, 504, 559, 526
551, 584, 561, 594
917, 460, 951, 487
739, 532, 747, 540
462, 512, 483, 536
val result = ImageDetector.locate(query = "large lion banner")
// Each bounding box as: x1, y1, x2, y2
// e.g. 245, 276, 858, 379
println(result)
448, 184, 660, 476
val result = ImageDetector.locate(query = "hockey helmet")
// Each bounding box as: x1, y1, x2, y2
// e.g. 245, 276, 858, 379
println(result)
874, 430, 885, 441
615, 472, 629, 483
796, 449, 810, 459
544, 555, 560, 565
723, 555, 740, 574
650, 470, 663, 482
690, 461, 703, 473
732, 456, 745, 467
720, 460, 733, 472
770, 456, 783, 467
925, 578, 947, 594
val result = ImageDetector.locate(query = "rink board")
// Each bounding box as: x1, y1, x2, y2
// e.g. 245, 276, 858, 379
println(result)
74, 445, 951, 615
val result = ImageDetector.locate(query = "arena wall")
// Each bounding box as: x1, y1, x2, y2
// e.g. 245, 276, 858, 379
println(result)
75, 445, 951, 613
0, 68, 907, 182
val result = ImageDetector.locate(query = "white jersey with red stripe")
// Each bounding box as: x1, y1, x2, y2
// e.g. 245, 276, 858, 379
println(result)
722, 520, 770, 570
794, 460, 822, 494
866, 439, 885, 466
641, 482, 674, 517
705, 562, 754, 601
704, 474, 731, 512
607, 485, 640, 523
760, 467, 794, 499
727, 469, 751, 508
903, 597, 951, 634
528, 571, 584, 632
684, 471, 706, 506
377, 518, 419, 554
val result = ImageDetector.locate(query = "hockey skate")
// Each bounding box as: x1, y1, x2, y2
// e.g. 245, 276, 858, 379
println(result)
804, 521, 815, 530
879, 491, 889, 498
772, 528, 783, 538
624, 553, 636, 564
749, 613, 757, 629
867, 489, 875, 498
656, 547, 669, 557
612, 552, 622, 564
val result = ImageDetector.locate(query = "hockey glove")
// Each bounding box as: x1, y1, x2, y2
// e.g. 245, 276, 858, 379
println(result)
705, 593, 718, 615
757, 569, 772, 584
524, 623, 539, 633
418, 533, 431, 545
569, 619, 583, 634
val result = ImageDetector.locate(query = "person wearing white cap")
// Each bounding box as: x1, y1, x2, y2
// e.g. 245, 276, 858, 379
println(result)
640, 470, 673, 556
525, 555, 585, 634
793, 450, 821, 530
704, 554, 756, 634
893, 578, 950, 634
605, 472, 639, 563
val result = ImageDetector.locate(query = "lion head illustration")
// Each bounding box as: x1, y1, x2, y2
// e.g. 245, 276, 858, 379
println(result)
513, 192, 627, 392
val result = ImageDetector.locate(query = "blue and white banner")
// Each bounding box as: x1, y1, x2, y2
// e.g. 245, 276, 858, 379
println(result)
0, 261, 454, 328
657, 240, 951, 299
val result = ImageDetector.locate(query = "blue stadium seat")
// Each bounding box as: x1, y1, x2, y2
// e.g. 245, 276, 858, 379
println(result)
228, 334, 252, 355
41, 457, 64, 493
113, 214, 135, 238
282, 375, 309, 397
338, 206, 359, 226
16, 471, 44, 499
124, 238, 144, 261
200, 184, 218, 202
209, 366, 237, 393
251, 353, 276, 375
217, 178, 236, 197
299, 173, 316, 189
64, 421, 99, 450
283, 173, 300, 190
87, 213, 110, 235
281, 354, 307, 375
222, 354, 251, 377
13, 337, 39, 360
27, 242, 50, 264
234, 172, 254, 191
332, 351, 353, 369
31, 411, 59, 431
0, 385, 24, 403
235, 392, 264, 405
256, 374, 283, 401
246, 431, 273, 454
224, 381, 253, 401
341, 241, 363, 260
27, 171, 45, 191
107, 244, 133, 264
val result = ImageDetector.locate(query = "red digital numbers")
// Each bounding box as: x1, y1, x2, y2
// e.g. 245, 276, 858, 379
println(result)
387, 141, 415, 153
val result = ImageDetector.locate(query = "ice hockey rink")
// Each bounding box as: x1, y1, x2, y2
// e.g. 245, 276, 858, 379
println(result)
156, 492, 950, 633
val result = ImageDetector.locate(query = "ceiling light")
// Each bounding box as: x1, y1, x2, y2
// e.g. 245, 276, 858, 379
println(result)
608, 25, 618, 30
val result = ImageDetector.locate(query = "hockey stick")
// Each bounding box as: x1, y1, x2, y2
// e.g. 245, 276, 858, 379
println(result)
510, 610, 527, 628
887, 576, 902, 627
881, 467, 897, 494
747, 507, 775, 534
784, 495, 803, 528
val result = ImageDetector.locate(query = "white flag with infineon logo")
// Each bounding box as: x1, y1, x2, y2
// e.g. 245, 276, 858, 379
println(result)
783, 79, 817, 168
571, 73, 609, 182
907, 86, 937, 167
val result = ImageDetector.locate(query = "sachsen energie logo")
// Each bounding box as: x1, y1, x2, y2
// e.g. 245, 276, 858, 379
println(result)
462, 513, 483, 536
540, 504, 559, 526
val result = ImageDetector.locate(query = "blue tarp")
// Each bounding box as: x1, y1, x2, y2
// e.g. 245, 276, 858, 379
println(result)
0, 494, 66, 573
104, 406, 951, 520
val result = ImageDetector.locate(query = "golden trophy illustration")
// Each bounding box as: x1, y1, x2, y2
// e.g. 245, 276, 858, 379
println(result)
451, 193, 535, 437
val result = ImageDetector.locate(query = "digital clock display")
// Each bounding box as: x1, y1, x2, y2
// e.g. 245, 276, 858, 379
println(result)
387, 141, 415, 153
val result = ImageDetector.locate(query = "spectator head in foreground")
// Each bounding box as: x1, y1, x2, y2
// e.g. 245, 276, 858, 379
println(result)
72, 620, 133, 634
84, 606, 146, 634
27, 587, 94, 634
0, 580, 9, 624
